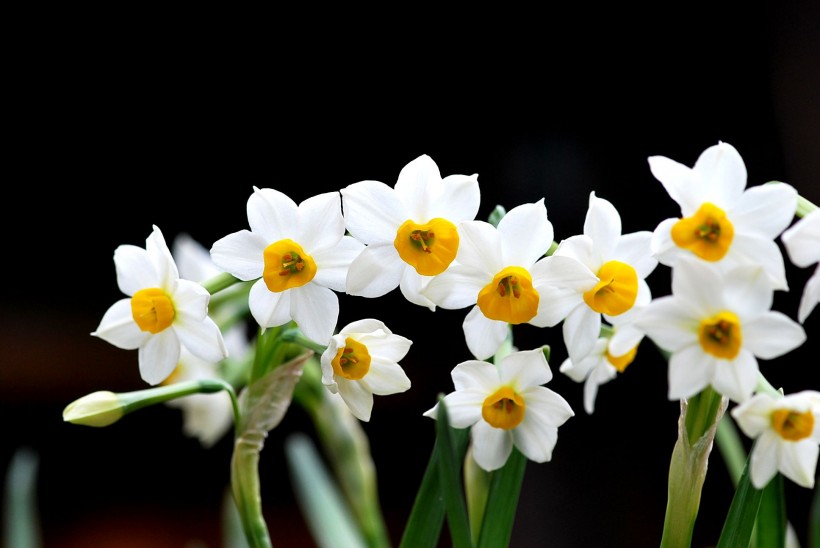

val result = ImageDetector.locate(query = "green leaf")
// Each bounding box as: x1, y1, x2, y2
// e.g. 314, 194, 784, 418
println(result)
810, 483, 820, 548
399, 418, 470, 548
716, 454, 763, 548
435, 397, 473, 548
755, 474, 786, 548
476, 448, 526, 548
285, 433, 367, 548
3, 447, 41, 548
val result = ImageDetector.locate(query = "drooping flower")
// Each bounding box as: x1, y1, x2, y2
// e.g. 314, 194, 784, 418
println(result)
731, 390, 820, 489
532, 192, 658, 364
92, 225, 228, 385
781, 209, 820, 323
210, 188, 364, 345
424, 349, 574, 472
320, 319, 412, 422
635, 256, 806, 403
423, 199, 563, 360
648, 141, 797, 290
341, 154, 480, 309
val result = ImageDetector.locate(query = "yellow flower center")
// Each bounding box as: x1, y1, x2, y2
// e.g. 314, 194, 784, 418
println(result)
331, 337, 371, 380
698, 311, 742, 359
131, 288, 175, 333
482, 386, 526, 430
671, 202, 735, 261
582, 260, 638, 316
394, 218, 459, 276
771, 408, 814, 441
606, 345, 638, 373
262, 239, 317, 292
476, 266, 539, 324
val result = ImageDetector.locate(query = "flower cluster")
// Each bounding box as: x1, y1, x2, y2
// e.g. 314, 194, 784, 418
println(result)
65, 143, 820, 547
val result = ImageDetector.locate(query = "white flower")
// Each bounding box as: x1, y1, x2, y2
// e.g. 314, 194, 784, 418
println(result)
210, 188, 364, 345
423, 349, 574, 472
648, 141, 797, 290
635, 256, 806, 403
423, 200, 560, 360
341, 154, 480, 310
320, 319, 412, 422
781, 209, 820, 323
534, 192, 658, 364
92, 225, 228, 385
560, 330, 640, 414
731, 390, 820, 489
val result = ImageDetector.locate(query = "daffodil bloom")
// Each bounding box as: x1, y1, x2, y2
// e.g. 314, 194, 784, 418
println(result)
635, 257, 806, 403
648, 141, 797, 290
341, 154, 480, 309
560, 328, 641, 414
320, 319, 412, 422
781, 209, 820, 323
424, 348, 573, 471
423, 200, 561, 360
210, 188, 364, 344
731, 390, 820, 489
92, 225, 228, 385
531, 192, 657, 364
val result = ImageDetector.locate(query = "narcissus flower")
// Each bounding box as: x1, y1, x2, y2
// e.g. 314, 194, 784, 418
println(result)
320, 319, 412, 422
648, 141, 797, 290
781, 209, 820, 323
424, 349, 574, 471
341, 154, 480, 309
534, 192, 657, 364
92, 225, 228, 385
731, 390, 820, 489
635, 257, 806, 403
210, 188, 364, 344
423, 200, 559, 360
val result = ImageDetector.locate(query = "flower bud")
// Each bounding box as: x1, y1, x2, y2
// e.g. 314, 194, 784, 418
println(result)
63, 391, 124, 427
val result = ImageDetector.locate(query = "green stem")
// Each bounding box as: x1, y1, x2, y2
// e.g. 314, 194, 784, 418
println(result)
715, 416, 747, 488
796, 193, 818, 217
202, 272, 243, 295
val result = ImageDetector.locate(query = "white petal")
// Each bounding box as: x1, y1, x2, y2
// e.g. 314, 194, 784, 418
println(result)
463, 307, 509, 360
521, 386, 574, 426
693, 141, 747, 206
432, 173, 481, 222
563, 306, 600, 364
778, 441, 818, 488
584, 364, 617, 414
341, 180, 405, 244
670, 257, 724, 314
711, 350, 759, 403
722, 263, 774, 317
533, 255, 597, 292
499, 348, 552, 389
782, 210, 820, 267
750, 432, 780, 489
731, 393, 777, 438
172, 279, 210, 321
559, 345, 602, 383
297, 192, 345, 252
455, 221, 504, 274
174, 316, 228, 363
647, 155, 700, 214
434, 388, 485, 428
92, 299, 148, 350
247, 187, 298, 242
553, 235, 595, 268
607, 323, 645, 358
139, 330, 181, 385
209, 230, 267, 281
336, 378, 374, 421
363, 359, 411, 396
345, 245, 404, 298
613, 231, 658, 279
530, 284, 581, 328
451, 359, 501, 392
497, 199, 553, 266
359, 332, 412, 363
730, 234, 789, 291
471, 420, 513, 471
394, 154, 442, 220
742, 312, 806, 359
146, 226, 179, 290
312, 235, 365, 292
291, 284, 339, 345
512, 417, 558, 464
650, 218, 682, 266
114, 244, 158, 296
339, 318, 391, 337
422, 266, 485, 309
173, 233, 220, 282
798, 267, 820, 323
399, 269, 437, 310
732, 182, 798, 239
636, 296, 699, 353
248, 280, 290, 328
667, 345, 713, 401
584, 192, 621, 263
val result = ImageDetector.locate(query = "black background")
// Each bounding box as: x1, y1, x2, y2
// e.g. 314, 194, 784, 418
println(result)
2, 3, 819, 547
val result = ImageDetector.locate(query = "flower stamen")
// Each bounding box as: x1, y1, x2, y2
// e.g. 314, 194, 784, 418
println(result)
477, 266, 539, 324
131, 288, 175, 334
671, 202, 735, 261
698, 310, 742, 359
332, 338, 371, 380
263, 239, 317, 292
482, 386, 526, 430
771, 409, 815, 441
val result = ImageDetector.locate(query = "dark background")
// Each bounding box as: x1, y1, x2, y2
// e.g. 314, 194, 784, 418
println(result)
3, 3, 819, 547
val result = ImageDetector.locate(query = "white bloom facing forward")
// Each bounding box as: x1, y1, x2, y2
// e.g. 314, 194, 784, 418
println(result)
210, 188, 364, 345
648, 141, 797, 290
320, 319, 412, 422
341, 154, 480, 309
423, 200, 559, 360
535, 192, 658, 364
92, 226, 228, 386
635, 256, 806, 403
781, 209, 820, 323
731, 390, 820, 489
424, 349, 574, 472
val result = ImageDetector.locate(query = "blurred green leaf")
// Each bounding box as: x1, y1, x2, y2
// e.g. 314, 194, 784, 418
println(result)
435, 397, 473, 548
3, 447, 42, 548
476, 448, 526, 548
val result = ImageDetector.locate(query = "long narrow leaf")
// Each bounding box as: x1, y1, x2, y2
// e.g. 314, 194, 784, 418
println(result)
476, 448, 526, 548
811, 483, 820, 548
755, 474, 786, 548
3, 447, 41, 548
717, 454, 763, 548
400, 422, 470, 548
435, 398, 473, 548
